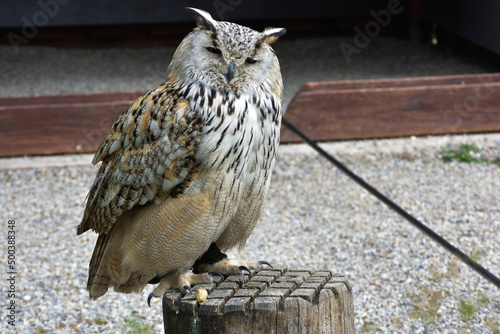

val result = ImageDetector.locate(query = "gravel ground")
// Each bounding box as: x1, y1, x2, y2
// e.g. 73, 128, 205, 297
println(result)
1, 134, 499, 333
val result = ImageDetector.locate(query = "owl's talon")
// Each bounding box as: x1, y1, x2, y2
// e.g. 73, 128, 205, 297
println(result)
258, 260, 273, 268
147, 292, 155, 308
208, 271, 225, 279
238, 266, 252, 275
183, 285, 193, 294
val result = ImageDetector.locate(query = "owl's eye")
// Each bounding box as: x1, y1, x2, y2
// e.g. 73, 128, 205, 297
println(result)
246, 57, 258, 64
206, 47, 222, 55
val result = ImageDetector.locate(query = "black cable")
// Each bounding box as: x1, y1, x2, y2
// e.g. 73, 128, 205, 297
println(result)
282, 117, 500, 289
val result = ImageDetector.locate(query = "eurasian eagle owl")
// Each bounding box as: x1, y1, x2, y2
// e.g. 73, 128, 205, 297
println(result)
77, 7, 285, 304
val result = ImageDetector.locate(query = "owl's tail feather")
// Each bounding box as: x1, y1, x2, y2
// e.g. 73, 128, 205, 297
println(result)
87, 233, 114, 300
87, 231, 150, 299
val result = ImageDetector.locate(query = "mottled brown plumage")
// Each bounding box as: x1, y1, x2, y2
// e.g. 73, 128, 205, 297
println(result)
78, 7, 285, 301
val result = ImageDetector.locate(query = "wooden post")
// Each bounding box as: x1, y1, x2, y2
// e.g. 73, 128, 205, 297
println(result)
162, 265, 354, 334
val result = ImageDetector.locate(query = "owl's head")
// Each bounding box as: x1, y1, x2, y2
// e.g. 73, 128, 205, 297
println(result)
167, 8, 286, 94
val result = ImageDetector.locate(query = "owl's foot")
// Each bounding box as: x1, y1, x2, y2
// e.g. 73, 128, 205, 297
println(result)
199, 258, 272, 276
240, 260, 273, 274
147, 271, 213, 307
193, 242, 272, 276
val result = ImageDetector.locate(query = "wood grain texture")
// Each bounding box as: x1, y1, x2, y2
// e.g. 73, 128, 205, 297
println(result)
2, 73, 499, 156
0, 91, 144, 157
162, 265, 354, 334
281, 73, 500, 142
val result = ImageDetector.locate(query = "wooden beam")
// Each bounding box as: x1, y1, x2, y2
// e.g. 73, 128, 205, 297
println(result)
281, 73, 500, 142
1, 73, 499, 157
0, 91, 144, 156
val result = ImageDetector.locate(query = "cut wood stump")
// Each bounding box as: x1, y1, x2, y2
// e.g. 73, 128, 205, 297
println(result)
162, 265, 354, 334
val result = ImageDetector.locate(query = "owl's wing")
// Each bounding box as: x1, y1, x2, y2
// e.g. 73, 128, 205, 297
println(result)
77, 84, 203, 235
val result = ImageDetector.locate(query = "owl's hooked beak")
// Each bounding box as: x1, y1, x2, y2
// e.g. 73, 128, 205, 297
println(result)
225, 61, 235, 83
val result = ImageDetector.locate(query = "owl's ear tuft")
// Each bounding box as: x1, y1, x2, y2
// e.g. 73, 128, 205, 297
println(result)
186, 7, 218, 33
258, 27, 286, 45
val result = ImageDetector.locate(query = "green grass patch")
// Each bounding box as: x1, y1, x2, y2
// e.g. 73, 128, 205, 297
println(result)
457, 298, 477, 322
407, 259, 494, 328
441, 144, 488, 163
408, 286, 450, 324
456, 292, 490, 322
94, 317, 108, 326
124, 311, 155, 334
